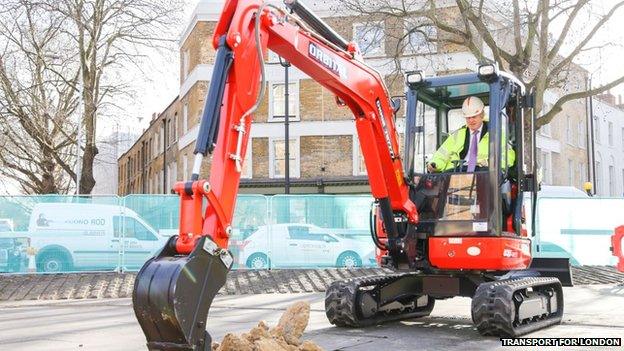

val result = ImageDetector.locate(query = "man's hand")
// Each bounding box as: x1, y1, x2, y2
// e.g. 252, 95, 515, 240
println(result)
427, 162, 437, 173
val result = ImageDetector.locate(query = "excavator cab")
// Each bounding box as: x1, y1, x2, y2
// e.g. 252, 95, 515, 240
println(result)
403, 66, 526, 239
397, 66, 571, 285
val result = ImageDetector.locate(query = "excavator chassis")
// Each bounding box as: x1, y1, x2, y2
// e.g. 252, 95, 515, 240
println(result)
326, 273, 563, 337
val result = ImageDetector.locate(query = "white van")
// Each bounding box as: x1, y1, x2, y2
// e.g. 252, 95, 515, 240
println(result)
23, 203, 169, 272
240, 223, 376, 269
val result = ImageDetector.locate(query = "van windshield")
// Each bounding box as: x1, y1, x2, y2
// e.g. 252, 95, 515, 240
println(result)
114, 216, 157, 241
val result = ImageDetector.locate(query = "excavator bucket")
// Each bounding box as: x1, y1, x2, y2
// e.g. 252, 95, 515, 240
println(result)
133, 236, 232, 351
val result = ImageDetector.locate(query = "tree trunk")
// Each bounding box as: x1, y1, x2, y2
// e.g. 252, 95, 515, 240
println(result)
41, 152, 59, 194
79, 88, 98, 194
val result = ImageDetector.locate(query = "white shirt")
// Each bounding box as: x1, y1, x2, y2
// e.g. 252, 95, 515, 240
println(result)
464, 125, 483, 165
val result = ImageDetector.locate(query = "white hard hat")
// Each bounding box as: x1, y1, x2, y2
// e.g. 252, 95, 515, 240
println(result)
462, 96, 484, 118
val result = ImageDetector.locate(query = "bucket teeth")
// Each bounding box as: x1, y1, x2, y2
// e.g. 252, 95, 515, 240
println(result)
133, 236, 231, 351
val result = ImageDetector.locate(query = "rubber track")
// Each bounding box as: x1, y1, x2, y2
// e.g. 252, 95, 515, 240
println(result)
325, 273, 434, 327
471, 277, 563, 337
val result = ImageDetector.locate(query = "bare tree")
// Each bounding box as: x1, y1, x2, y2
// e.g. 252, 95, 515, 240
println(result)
47, 0, 184, 194
0, 1, 78, 194
0, 0, 184, 194
340, 0, 624, 128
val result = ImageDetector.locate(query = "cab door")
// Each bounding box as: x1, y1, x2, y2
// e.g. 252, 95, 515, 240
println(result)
282, 225, 306, 267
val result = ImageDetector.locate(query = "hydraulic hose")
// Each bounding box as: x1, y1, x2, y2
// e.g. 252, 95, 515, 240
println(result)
369, 201, 387, 251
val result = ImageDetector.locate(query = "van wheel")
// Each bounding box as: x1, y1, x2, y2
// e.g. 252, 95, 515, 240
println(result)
337, 252, 361, 268
38, 253, 71, 273
246, 253, 269, 269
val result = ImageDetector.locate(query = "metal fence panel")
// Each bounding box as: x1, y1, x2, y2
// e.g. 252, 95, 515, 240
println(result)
1, 194, 620, 274
534, 197, 623, 266
0, 195, 121, 273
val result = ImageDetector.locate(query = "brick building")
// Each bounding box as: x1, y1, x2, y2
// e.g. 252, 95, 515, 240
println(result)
536, 66, 590, 189
592, 92, 624, 196
118, 0, 590, 195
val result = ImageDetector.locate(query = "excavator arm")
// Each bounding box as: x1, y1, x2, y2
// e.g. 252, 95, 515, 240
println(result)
133, 1, 417, 350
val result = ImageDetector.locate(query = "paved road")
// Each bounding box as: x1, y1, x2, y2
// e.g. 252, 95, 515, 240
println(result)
0, 285, 623, 351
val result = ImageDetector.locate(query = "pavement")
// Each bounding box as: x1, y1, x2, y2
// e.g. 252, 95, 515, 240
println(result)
1, 266, 623, 301
0, 284, 623, 351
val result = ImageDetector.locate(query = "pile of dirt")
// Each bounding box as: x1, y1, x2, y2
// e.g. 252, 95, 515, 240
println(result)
212, 301, 323, 351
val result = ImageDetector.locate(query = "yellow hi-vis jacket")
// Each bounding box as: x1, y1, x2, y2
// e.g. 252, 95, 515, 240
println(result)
430, 122, 515, 172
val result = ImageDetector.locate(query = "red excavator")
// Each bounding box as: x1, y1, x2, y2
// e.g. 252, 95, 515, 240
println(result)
132, 1, 571, 349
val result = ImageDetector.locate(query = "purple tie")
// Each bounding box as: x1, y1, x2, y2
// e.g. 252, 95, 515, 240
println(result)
467, 131, 478, 172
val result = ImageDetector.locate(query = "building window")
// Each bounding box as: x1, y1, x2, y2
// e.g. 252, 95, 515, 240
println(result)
353, 21, 384, 57
352, 136, 367, 176
566, 117, 573, 145
173, 114, 178, 142
168, 162, 177, 191
540, 103, 552, 136
568, 159, 573, 186
540, 150, 552, 185
182, 154, 188, 181
269, 138, 299, 178
158, 126, 166, 152
167, 118, 171, 144
183, 103, 188, 133
183, 49, 190, 80
595, 121, 601, 144
622, 128, 624, 152
540, 122, 551, 136
608, 122, 613, 146
578, 122, 585, 148
609, 165, 615, 196
404, 18, 436, 54
269, 82, 299, 122
579, 163, 586, 183
241, 141, 252, 179
596, 159, 602, 194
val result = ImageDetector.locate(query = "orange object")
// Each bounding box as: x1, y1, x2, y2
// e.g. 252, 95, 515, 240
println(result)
612, 226, 624, 272
428, 236, 531, 270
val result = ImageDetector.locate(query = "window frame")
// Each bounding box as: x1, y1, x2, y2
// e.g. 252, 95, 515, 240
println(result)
241, 140, 253, 179
353, 21, 385, 57
608, 121, 614, 146
269, 137, 300, 179
352, 135, 367, 176
182, 103, 189, 133
182, 49, 190, 80
540, 103, 552, 136
566, 117, 574, 145
403, 17, 437, 54
268, 81, 300, 122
